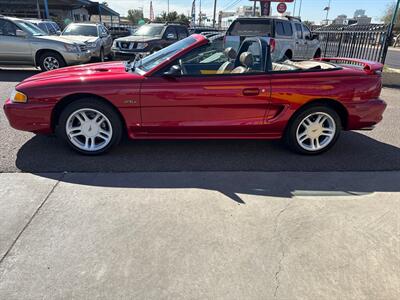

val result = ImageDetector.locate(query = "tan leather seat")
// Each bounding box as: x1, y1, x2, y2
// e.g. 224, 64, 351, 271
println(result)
231, 52, 254, 74
217, 47, 237, 74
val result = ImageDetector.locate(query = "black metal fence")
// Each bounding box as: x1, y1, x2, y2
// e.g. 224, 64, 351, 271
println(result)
312, 24, 391, 63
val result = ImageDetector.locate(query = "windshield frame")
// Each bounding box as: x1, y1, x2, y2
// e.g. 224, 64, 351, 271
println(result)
15, 20, 46, 36
62, 24, 99, 37
133, 35, 207, 76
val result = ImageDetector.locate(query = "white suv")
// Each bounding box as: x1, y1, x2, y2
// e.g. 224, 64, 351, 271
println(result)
224, 16, 321, 61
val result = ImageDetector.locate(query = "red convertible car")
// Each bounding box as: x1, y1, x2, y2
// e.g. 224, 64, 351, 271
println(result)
4, 34, 386, 155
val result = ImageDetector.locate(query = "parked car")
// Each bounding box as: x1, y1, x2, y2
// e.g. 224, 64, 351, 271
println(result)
0, 16, 90, 71
189, 26, 221, 34
112, 23, 189, 60
107, 25, 134, 40
61, 23, 112, 61
25, 19, 61, 35
4, 34, 386, 155
225, 16, 321, 61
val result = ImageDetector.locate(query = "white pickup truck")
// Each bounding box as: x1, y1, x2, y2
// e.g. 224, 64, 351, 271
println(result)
224, 16, 321, 62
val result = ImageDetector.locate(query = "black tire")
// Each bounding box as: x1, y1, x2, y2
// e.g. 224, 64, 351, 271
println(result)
39, 51, 66, 71
57, 98, 123, 155
284, 50, 293, 60
99, 48, 105, 62
314, 49, 321, 58
284, 106, 342, 155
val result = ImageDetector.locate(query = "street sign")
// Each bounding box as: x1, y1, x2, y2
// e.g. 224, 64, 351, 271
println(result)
277, 2, 287, 13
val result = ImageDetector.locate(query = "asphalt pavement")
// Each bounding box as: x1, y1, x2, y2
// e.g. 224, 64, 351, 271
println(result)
1, 68, 400, 173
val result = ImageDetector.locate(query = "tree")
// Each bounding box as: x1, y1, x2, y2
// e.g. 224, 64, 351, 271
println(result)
155, 11, 190, 26
382, 2, 400, 32
127, 9, 144, 25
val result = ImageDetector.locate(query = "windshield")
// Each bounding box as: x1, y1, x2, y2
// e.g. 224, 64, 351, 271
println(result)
136, 36, 197, 72
228, 20, 273, 37
15, 20, 46, 36
63, 24, 98, 37
133, 25, 163, 36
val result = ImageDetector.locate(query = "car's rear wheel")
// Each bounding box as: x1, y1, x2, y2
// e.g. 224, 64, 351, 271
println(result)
58, 99, 123, 155
284, 106, 341, 155
39, 51, 66, 71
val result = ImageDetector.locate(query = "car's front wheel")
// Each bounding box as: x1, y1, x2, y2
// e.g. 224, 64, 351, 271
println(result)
58, 98, 123, 155
284, 106, 341, 155
39, 51, 66, 71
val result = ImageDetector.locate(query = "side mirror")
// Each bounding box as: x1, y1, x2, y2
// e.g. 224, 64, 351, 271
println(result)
312, 33, 319, 40
163, 65, 181, 77
16, 29, 27, 38
166, 33, 176, 40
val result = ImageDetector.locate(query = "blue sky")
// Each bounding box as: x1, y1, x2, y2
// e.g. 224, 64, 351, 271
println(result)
107, 0, 395, 24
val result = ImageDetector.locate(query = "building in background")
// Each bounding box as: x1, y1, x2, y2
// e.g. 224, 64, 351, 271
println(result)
332, 9, 372, 26
219, 6, 261, 29
0, 0, 120, 28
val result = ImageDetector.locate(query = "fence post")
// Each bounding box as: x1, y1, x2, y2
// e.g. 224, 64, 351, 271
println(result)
324, 33, 330, 57
336, 29, 344, 57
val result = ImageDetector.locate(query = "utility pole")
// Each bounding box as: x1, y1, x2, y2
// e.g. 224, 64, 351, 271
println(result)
298, 0, 303, 18
293, 0, 297, 17
383, 0, 400, 63
326, 0, 331, 22
167, 0, 169, 14
199, 0, 202, 26
212, 0, 217, 28
36, 0, 41, 19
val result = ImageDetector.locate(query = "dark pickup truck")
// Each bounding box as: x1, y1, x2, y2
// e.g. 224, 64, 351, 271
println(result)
112, 23, 189, 59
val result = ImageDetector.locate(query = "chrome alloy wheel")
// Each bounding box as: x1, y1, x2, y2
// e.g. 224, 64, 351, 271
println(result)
296, 112, 336, 152
43, 56, 60, 70
66, 108, 113, 152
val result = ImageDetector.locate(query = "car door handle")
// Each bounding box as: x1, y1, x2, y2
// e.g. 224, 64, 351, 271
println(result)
243, 88, 260, 96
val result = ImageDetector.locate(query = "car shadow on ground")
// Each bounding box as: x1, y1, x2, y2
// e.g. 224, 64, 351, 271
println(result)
15, 131, 400, 203
0, 69, 40, 82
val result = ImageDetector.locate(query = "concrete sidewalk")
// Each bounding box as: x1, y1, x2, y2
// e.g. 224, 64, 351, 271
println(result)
0, 172, 399, 299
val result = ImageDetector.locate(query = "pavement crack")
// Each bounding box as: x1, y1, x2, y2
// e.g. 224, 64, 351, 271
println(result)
0, 173, 65, 266
273, 201, 292, 299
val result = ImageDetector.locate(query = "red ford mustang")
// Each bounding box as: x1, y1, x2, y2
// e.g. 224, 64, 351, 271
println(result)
4, 34, 386, 155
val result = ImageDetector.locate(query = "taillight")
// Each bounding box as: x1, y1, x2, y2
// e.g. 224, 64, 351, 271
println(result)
270, 38, 276, 53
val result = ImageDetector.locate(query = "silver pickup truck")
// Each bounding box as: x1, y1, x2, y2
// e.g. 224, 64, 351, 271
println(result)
0, 16, 91, 71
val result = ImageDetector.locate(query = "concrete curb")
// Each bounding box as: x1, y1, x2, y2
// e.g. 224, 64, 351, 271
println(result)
382, 72, 400, 89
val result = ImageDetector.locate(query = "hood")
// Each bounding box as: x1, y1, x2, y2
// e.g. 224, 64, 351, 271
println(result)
61, 35, 99, 43
17, 62, 143, 88
115, 35, 161, 43
35, 35, 86, 45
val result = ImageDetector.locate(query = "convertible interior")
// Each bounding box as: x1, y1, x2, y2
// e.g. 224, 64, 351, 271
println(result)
177, 40, 337, 75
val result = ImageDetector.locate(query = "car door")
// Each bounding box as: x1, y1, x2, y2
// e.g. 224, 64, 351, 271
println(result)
302, 24, 317, 58
99, 25, 112, 52
139, 40, 271, 134
294, 23, 306, 59
0, 19, 32, 64
163, 26, 178, 47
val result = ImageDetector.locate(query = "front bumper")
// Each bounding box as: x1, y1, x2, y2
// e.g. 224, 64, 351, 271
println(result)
345, 99, 387, 130
112, 48, 150, 60
63, 50, 91, 65
3, 99, 53, 134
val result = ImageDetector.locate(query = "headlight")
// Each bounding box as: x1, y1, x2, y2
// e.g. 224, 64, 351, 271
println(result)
136, 43, 148, 50
10, 89, 27, 103
86, 41, 98, 48
64, 44, 79, 52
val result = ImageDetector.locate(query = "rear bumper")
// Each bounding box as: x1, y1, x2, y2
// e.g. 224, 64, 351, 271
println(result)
345, 99, 387, 130
3, 99, 53, 134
